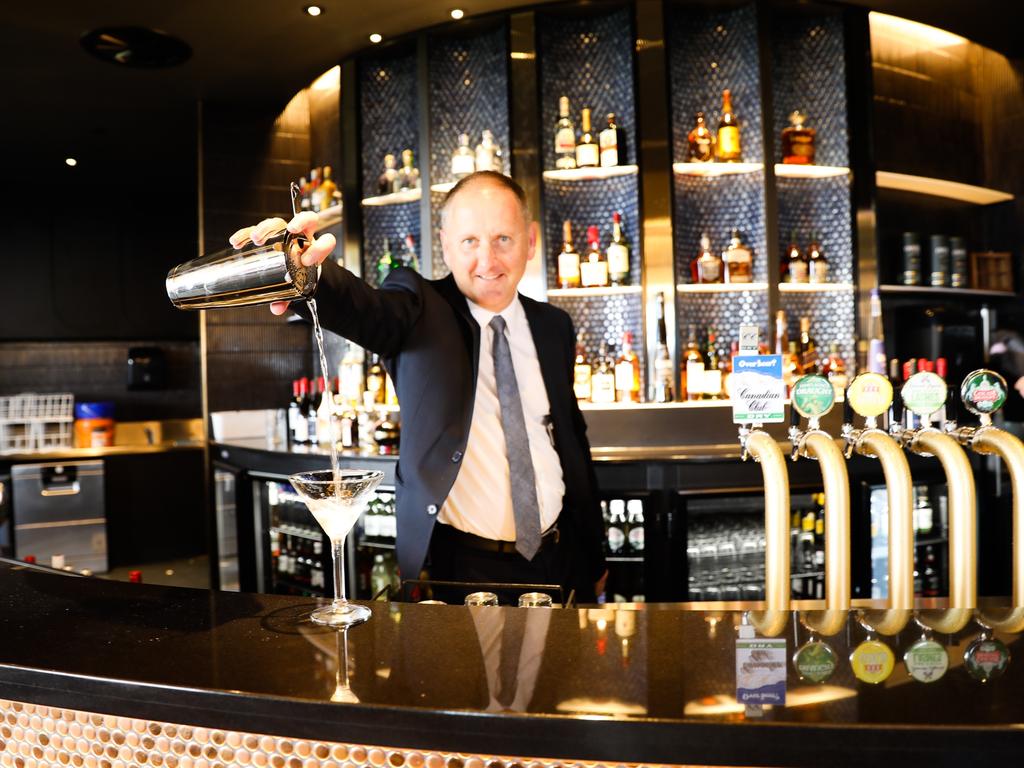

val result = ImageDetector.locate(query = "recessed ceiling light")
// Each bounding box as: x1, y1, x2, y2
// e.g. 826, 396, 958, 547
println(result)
450, 9, 465, 19
65, 158, 78, 167
304, 5, 323, 16
369, 33, 382, 43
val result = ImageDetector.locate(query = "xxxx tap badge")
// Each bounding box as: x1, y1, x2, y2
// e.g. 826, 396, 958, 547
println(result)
901, 372, 948, 418
903, 638, 948, 683
960, 370, 1008, 417
850, 639, 895, 684
964, 637, 1010, 682
791, 375, 835, 420
793, 639, 838, 684
847, 373, 893, 419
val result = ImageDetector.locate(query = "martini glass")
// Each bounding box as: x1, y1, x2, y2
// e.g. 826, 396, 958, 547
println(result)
289, 469, 384, 627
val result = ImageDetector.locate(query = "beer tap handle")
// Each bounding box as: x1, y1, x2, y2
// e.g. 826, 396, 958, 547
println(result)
788, 404, 802, 462
843, 391, 853, 427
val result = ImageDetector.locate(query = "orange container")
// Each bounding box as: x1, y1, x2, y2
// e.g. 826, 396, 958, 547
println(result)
74, 418, 115, 448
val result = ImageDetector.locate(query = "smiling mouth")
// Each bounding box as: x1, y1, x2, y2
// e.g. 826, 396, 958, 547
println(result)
476, 274, 505, 281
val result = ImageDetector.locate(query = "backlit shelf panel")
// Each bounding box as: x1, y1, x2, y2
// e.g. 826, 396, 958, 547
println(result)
774, 164, 850, 178
361, 188, 422, 207
779, 282, 854, 292
542, 164, 639, 181
676, 282, 768, 293
673, 162, 763, 177
876, 171, 1013, 205
548, 285, 643, 298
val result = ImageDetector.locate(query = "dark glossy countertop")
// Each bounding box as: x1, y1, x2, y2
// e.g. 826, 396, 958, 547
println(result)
4, 564, 1023, 765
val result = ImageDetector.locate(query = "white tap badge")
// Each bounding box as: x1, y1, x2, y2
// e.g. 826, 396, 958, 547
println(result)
736, 634, 787, 706
731, 355, 786, 424
739, 325, 760, 353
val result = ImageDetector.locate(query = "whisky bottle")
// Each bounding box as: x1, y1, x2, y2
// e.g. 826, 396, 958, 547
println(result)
451, 133, 476, 179
716, 89, 741, 162
722, 229, 753, 283
614, 332, 642, 403
366, 354, 387, 405
807, 231, 829, 283
398, 149, 420, 190
580, 225, 609, 288
687, 112, 715, 162
308, 167, 321, 209
554, 96, 577, 170
867, 288, 886, 374
401, 233, 419, 272
378, 154, 398, 195
722, 340, 739, 399
781, 110, 816, 165
475, 129, 502, 173
696, 233, 723, 284
823, 342, 848, 400
557, 220, 581, 289
607, 212, 631, 285
573, 330, 593, 401
774, 310, 788, 356
575, 108, 599, 168
599, 113, 621, 167
682, 325, 705, 402
950, 236, 968, 288
798, 316, 819, 374
376, 237, 397, 284
653, 292, 674, 403
703, 328, 722, 400
591, 342, 617, 404
784, 341, 803, 392
901, 232, 921, 286
319, 166, 339, 212
928, 234, 950, 287
785, 230, 808, 283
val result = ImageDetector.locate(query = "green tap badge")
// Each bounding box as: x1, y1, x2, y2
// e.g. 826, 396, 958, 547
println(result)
901, 371, 948, 418
960, 369, 1007, 417
792, 375, 835, 420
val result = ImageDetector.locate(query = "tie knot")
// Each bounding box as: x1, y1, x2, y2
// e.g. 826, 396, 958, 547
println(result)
489, 315, 507, 334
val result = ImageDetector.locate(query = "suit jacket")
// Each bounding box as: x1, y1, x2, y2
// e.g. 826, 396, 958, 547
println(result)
308, 260, 606, 599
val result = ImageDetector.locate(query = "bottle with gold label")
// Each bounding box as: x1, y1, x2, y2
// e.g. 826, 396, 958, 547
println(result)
653, 293, 674, 403
716, 89, 741, 162
781, 110, 816, 165
823, 343, 848, 400
682, 325, 705, 402
614, 332, 641, 403
557, 220, 581, 289
807, 231, 829, 283
573, 330, 592, 402
784, 341, 803, 393
798, 316, 819, 374
575, 108, 599, 168
702, 328, 722, 400
590, 342, 617, 404
687, 112, 715, 162
696, 233, 723, 284
319, 166, 339, 212
723, 229, 753, 283
366, 354, 387, 405
554, 96, 576, 170
599, 113, 621, 167
785, 230, 808, 283
580, 225, 609, 288
607, 212, 630, 285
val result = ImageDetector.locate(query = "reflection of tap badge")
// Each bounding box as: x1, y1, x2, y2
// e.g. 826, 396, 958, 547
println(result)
793, 639, 837, 683
850, 638, 895, 684
964, 636, 1010, 682
901, 371, 948, 418
960, 369, 1008, 417
846, 373, 893, 419
903, 637, 948, 683
791, 375, 835, 420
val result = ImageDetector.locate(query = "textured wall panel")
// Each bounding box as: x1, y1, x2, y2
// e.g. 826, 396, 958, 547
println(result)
780, 287, 856, 372
361, 201, 423, 289
776, 175, 854, 284
676, 289, 768, 355
358, 51, 419, 199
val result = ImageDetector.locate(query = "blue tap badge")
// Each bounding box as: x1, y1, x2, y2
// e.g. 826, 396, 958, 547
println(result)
731, 355, 785, 424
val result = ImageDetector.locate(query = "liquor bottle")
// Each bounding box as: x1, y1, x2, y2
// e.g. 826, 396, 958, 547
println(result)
715, 89, 741, 162
607, 499, 627, 554
451, 133, 476, 179
922, 545, 940, 597
950, 236, 968, 288
781, 110, 816, 165
807, 231, 829, 283
398, 149, 420, 191
308, 167, 321, 210
784, 341, 803, 392
307, 377, 322, 445
813, 500, 826, 598
797, 512, 816, 597
785, 231, 808, 283
590, 342, 617, 404
575, 108, 599, 168
401, 233, 420, 272
599, 113, 621, 167
573, 330, 593, 402
378, 154, 398, 195
682, 325, 705, 402
474, 129, 502, 173
723, 340, 739, 399
289, 379, 308, 445
298, 176, 310, 211
370, 554, 390, 598
687, 112, 715, 162
696, 233, 723, 284
338, 342, 365, 407
722, 229, 753, 283
614, 332, 641, 403
580, 225, 609, 288
867, 288, 886, 374
317, 377, 334, 446
607, 212, 631, 285
928, 234, 950, 287
557, 220, 581, 289
319, 166, 339, 212
376, 238, 397, 284
626, 499, 645, 553
702, 328, 722, 400
385, 372, 399, 407
554, 96, 577, 170
774, 310, 788, 356
798, 316, 819, 374
901, 232, 921, 286
717, 343, 731, 399
823, 343, 849, 400
366, 354, 386, 405
653, 293, 674, 403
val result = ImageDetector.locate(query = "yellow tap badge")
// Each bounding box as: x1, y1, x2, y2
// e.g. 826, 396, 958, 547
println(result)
847, 373, 893, 419
850, 639, 895, 684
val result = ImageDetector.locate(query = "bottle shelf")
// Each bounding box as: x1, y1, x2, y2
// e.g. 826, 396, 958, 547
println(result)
542, 164, 639, 181
774, 164, 850, 179
676, 282, 768, 293
672, 162, 763, 177
879, 284, 1018, 300
779, 282, 855, 293
579, 400, 734, 411
876, 171, 1013, 205
360, 188, 422, 207
430, 182, 457, 193
548, 285, 643, 298
606, 556, 645, 563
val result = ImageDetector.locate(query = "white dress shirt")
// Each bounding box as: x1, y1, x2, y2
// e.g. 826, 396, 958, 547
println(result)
438, 295, 566, 541
469, 606, 553, 712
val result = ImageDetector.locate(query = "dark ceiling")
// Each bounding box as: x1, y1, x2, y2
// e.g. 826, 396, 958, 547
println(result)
3, 0, 1021, 180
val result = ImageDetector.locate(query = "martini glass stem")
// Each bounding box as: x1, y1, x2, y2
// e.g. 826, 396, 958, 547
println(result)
331, 537, 347, 608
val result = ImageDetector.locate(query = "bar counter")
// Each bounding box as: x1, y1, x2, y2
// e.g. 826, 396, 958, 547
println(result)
2, 562, 1022, 768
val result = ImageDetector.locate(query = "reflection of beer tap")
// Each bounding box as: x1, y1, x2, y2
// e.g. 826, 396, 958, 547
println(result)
332, 629, 359, 703
739, 425, 790, 637
899, 371, 977, 634
787, 375, 849, 636
950, 370, 1024, 632
843, 373, 914, 635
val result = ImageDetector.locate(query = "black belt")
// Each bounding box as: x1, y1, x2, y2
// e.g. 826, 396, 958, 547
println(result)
439, 523, 560, 555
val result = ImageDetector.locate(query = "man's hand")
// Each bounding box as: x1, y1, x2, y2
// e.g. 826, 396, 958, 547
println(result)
1015, 376, 1024, 397
594, 569, 609, 600
229, 212, 337, 315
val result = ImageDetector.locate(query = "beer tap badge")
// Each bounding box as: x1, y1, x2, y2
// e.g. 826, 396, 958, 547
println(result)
901, 371, 948, 418
847, 373, 893, 419
960, 370, 1007, 417
792, 375, 834, 420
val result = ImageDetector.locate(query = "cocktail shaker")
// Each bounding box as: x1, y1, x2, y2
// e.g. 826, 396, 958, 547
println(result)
166, 227, 317, 310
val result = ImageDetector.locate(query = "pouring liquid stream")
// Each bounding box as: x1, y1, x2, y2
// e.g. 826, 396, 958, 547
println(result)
307, 298, 343, 501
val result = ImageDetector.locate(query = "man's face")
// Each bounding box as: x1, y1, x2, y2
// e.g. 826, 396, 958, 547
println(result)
439, 181, 537, 313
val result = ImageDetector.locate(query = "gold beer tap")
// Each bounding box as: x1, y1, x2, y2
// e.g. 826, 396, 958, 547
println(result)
739, 424, 790, 637
951, 370, 1024, 632
786, 375, 849, 636
841, 373, 914, 635
899, 370, 977, 634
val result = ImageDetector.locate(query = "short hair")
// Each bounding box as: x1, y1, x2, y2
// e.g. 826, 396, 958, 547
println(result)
438, 171, 531, 228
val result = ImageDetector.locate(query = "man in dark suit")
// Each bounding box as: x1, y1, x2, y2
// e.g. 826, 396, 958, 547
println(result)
233, 172, 607, 602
